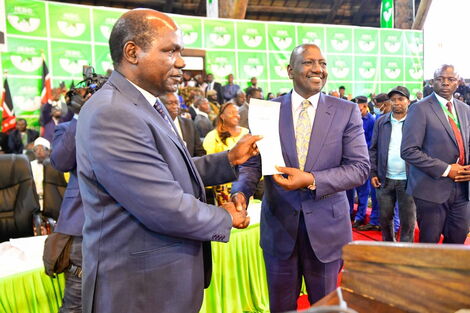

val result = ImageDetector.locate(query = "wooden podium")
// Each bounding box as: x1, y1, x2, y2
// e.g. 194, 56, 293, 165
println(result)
313, 241, 470, 313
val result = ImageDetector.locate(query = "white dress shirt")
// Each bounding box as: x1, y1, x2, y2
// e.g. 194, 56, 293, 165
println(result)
291, 89, 320, 131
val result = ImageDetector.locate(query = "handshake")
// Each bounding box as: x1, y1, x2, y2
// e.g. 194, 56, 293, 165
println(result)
221, 193, 249, 229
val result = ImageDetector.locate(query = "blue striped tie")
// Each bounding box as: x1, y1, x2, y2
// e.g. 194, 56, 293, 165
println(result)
154, 98, 176, 133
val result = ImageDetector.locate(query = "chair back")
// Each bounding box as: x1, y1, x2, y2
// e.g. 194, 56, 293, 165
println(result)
42, 159, 67, 221
0, 154, 40, 242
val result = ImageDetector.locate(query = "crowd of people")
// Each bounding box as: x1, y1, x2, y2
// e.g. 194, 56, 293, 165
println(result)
0, 8, 469, 313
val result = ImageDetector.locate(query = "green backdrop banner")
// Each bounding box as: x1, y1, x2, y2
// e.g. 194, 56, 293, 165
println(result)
0, 0, 423, 126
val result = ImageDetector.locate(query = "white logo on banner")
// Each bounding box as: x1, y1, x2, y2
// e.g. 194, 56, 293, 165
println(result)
209, 33, 231, 46
10, 55, 42, 72
331, 39, 349, 51
331, 61, 349, 79
358, 36, 376, 52
242, 34, 262, 48
274, 65, 288, 78
408, 41, 423, 54
384, 37, 401, 53
100, 26, 112, 39
243, 65, 264, 77
385, 67, 401, 79
57, 21, 86, 37
272, 36, 292, 50
211, 64, 233, 77
8, 15, 40, 33
409, 67, 423, 80
359, 67, 376, 79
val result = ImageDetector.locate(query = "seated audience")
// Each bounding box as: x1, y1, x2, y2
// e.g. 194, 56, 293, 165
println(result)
8, 118, 39, 154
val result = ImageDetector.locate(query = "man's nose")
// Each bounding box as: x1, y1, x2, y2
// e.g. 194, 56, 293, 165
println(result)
175, 54, 185, 68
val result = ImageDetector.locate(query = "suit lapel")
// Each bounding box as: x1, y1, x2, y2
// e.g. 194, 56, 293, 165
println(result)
304, 93, 335, 171
429, 94, 458, 147
109, 71, 205, 196
279, 93, 299, 168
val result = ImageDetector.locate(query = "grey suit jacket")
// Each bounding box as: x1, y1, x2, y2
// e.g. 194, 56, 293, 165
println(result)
178, 116, 206, 157
401, 93, 470, 204
76, 71, 237, 313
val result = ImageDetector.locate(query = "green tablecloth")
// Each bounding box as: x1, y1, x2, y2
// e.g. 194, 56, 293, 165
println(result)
0, 224, 270, 313
0, 269, 64, 313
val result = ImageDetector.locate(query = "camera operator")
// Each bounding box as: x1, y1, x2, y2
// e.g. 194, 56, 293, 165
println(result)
40, 87, 73, 143
48, 67, 107, 313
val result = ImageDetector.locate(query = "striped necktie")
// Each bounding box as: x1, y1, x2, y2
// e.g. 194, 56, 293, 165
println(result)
296, 99, 312, 171
154, 98, 176, 134
446, 102, 465, 165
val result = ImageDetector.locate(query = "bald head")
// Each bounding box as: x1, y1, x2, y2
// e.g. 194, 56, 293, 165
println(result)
109, 9, 177, 67
289, 44, 321, 66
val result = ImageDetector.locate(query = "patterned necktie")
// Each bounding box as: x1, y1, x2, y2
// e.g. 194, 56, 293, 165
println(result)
446, 102, 465, 165
154, 98, 176, 134
296, 99, 312, 171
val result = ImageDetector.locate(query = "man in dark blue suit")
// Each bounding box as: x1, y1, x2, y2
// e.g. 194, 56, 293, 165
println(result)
75, 9, 259, 313
50, 107, 83, 313
232, 44, 370, 311
401, 64, 470, 244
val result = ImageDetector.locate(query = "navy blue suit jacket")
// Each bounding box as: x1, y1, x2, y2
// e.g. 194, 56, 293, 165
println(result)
76, 71, 237, 313
401, 93, 470, 204
232, 92, 370, 263
50, 119, 84, 236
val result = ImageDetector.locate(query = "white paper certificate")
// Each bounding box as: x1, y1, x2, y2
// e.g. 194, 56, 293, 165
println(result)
248, 99, 286, 175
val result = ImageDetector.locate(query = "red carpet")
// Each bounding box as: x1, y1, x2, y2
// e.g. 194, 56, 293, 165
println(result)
295, 206, 470, 311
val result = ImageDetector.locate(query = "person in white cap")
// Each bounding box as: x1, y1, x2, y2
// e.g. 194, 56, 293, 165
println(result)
30, 137, 51, 208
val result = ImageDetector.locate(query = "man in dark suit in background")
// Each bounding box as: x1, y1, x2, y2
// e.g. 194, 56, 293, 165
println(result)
75, 9, 259, 313
8, 118, 39, 154
161, 92, 206, 157
205, 73, 224, 105
50, 86, 89, 313
232, 44, 370, 311
402, 64, 470, 244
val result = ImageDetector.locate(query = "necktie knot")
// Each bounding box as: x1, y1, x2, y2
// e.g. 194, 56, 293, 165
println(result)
446, 101, 453, 114
301, 99, 311, 110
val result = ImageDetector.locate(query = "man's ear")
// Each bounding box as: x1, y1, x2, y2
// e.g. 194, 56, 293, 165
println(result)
123, 41, 139, 65
287, 64, 293, 80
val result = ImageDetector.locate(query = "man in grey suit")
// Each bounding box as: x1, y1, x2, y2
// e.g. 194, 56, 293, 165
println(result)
76, 9, 259, 313
232, 44, 370, 311
401, 64, 470, 244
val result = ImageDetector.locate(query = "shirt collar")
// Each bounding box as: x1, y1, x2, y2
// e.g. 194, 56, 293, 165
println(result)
434, 92, 454, 107
390, 114, 406, 123
291, 89, 320, 111
195, 108, 209, 118
127, 79, 158, 107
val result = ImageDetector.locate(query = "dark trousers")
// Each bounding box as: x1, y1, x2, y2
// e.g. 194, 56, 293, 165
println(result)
263, 213, 342, 312
414, 182, 470, 244
376, 179, 416, 242
59, 236, 82, 313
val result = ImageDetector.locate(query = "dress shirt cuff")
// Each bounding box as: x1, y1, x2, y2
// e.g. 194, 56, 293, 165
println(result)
442, 165, 451, 177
